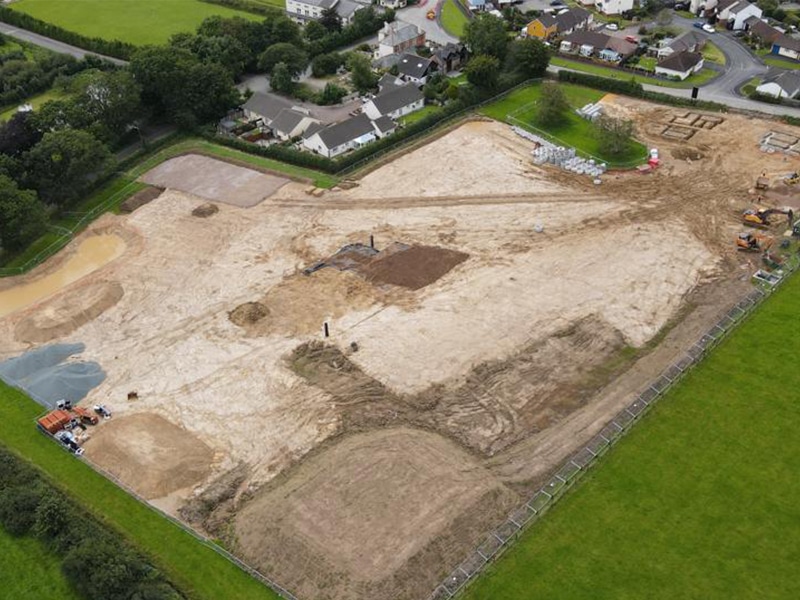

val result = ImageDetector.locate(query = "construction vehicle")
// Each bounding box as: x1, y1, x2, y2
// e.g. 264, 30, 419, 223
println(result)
784, 172, 799, 185
737, 232, 773, 252
755, 172, 770, 191
94, 404, 112, 419
71, 406, 99, 425
426, 9, 435, 19
741, 205, 794, 228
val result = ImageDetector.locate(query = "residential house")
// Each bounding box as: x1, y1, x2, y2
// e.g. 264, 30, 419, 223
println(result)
593, 0, 634, 16
375, 21, 426, 58
286, 0, 338, 23
745, 17, 780, 46
554, 7, 592, 36
302, 113, 378, 157
431, 43, 467, 73
336, 0, 364, 25
377, 72, 403, 93
560, 31, 635, 61
716, 0, 762, 30
772, 34, 800, 61
372, 115, 397, 137
397, 53, 437, 86
755, 69, 800, 98
655, 51, 704, 80
467, 0, 486, 11
657, 30, 706, 59
362, 83, 425, 120
379, 0, 407, 8
524, 14, 559, 40
270, 108, 320, 140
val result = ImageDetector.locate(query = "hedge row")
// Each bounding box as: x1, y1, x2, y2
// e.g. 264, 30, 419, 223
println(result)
0, 447, 182, 600
556, 70, 727, 112
198, 0, 282, 17
307, 12, 390, 58
0, 7, 135, 60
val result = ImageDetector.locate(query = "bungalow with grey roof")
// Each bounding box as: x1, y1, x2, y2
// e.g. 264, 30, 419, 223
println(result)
303, 113, 388, 157
655, 51, 704, 80
772, 33, 800, 61
362, 83, 424, 120
756, 69, 800, 98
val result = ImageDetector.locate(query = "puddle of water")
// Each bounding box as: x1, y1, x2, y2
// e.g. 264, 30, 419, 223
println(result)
0, 234, 126, 319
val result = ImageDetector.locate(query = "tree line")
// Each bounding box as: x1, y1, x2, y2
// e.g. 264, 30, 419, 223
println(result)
0, 446, 183, 600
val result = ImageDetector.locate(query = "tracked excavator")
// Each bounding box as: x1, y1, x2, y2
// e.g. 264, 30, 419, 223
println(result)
736, 232, 773, 252
741, 205, 794, 228
784, 172, 799, 185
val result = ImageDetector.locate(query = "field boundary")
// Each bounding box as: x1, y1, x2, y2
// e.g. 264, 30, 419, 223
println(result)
430, 261, 798, 600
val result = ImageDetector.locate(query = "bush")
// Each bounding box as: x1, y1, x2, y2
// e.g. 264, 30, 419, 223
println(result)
311, 52, 344, 77
0, 485, 42, 536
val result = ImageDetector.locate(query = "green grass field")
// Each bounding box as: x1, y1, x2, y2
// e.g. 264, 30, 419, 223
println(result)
551, 56, 719, 88
0, 528, 82, 600
401, 104, 442, 125
0, 382, 281, 600
441, 0, 469, 38
479, 82, 648, 166
9, 0, 262, 45
763, 55, 800, 70
463, 275, 800, 599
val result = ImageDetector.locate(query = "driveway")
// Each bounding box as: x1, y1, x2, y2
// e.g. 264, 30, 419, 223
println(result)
396, 2, 458, 46
0, 22, 127, 65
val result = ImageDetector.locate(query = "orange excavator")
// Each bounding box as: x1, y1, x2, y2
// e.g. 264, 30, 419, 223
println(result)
736, 232, 773, 252
741, 204, 794, 228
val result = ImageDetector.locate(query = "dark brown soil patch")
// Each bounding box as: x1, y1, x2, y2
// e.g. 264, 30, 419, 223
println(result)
361, 243, 469, 290
229, 301, 269, 326
120, 186, 163, 213
192, 203, 219, 218
671, 148, 704, 161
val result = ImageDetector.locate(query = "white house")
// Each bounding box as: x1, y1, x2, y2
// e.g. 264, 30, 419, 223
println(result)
756, 69, 800, 98
362, 84, 424, 120
302, 113, 378, 158
286, 0, 338, 23
717, 0, 762, 30
657, 30, 706, 59
270, 108, 320, 140
593, 0, 634, 15
655, 51, 704, 80
771, 34, 800, 61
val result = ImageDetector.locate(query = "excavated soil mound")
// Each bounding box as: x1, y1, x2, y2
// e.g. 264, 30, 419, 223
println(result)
14, 281, 124, 344
671, 147, 704, 161
229, 301, 269, 326
120, 186, 163, 213
362, 244, 469, 290
192, 203, 219, 218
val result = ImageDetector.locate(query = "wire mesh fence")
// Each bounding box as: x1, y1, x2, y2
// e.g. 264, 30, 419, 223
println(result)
427, 263, 797, 600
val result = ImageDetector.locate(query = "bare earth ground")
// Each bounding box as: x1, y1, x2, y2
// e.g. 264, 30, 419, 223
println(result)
1, 104, 798, 600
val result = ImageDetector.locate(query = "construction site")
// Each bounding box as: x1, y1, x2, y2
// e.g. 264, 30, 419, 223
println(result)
1, 94, 799, 600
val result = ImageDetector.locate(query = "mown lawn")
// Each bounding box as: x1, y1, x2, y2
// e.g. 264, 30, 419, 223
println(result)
462, 274, 800, 599
0, 382, 281, 600
0, 88, 67, 122
701, 41, 726, 65
0, 527, 82, 600
763, 56, 800, 70
479, 82, 648, 167
441, 0, 469, 38
9, 0, 262, 45
401, 105, 442, 125
551, 56, 719, 88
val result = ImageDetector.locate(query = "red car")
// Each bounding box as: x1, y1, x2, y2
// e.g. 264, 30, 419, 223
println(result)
625, 35, 638, 43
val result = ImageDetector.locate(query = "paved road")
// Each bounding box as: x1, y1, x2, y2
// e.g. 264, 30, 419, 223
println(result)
0, 22, 127, 65
397, 1, 457, 46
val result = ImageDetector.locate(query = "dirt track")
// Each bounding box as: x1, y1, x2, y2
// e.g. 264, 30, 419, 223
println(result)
1, 104, 798, 600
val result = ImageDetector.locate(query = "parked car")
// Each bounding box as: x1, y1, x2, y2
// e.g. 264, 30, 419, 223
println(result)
674, 2, 688, 9
625, 35, 639, 43
606, 22, 619, 31
693, 20, 705, 28
550, 0, 565, 5
702, 23, 715, 33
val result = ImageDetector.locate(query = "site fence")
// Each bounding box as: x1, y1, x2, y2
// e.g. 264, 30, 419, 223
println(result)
0, 178, 141, 278
428, 259, 799, 600
31, 421, 299, 600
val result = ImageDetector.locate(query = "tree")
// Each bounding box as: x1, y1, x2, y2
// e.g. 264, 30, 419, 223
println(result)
320, 8, 342, 32
0, 485, 42, 535
596, 115, 635, 156
507, 37, 550, 78
462, 13, 509, 62
347, 52, 378, 93
270, 16, 303, 45
317, 82, 347, 105
130, 46, 238, 127
33, 489, 73, 550
70, 69, 142, 141
170, 33, 250, 77
197, 15, 271, 68
535, 81, 569, 126
63, 538, 149, 600
0, 111, 41, 156
311, 52, 343, 77
0, 175, 47, 252
23, 129, 112, 206
270, 62, 294, 94
305, 20, 328, 42
258, 42, 309, 76
465, 54, 500, 90
655, 8, 673, 27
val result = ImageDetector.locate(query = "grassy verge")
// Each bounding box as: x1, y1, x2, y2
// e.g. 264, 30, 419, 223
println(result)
479, 82, 648, 167
0, 527, 82, 600
0, 382, 281, 600
8, 0, 261, 45
462, 274, 800, 599
0, 88, 67, 122
552, 56, 719, 88
763, 55, 800, 70
441, 0, 469, 38
741, 76, 762, 96
401, 105, 443, 125
701, 41, 726, 65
